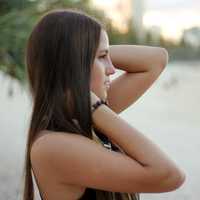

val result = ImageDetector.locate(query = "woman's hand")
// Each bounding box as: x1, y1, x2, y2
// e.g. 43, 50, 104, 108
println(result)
90, 91, 101, 106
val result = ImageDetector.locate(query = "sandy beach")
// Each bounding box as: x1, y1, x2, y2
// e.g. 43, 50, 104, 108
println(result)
0, 61, 199, 200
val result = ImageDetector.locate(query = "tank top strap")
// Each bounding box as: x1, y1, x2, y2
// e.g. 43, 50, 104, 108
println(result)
92, 128, 112, 150
31, 167, 45, 200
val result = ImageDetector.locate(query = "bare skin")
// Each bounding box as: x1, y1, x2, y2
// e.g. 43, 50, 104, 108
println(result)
30, 30, 185, 200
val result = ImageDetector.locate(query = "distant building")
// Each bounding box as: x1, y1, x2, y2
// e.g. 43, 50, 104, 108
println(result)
111, 0, 133, 33
132, 0, 146, 42
145, 25, 162, 44
183, 27, 200, 48
91, 0, 146, 39
91, 0, 132, 33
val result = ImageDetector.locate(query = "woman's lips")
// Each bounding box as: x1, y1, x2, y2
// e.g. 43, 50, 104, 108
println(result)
104, 81, 110, 89
104, 80, 110, 84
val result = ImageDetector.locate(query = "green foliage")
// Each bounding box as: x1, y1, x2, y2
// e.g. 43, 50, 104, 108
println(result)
0, 10, 37, 82
0, 0, 108, 83
1, 0, 198, 84
0, 0, 38, 82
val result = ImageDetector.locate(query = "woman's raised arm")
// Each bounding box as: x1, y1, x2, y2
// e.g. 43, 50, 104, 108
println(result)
31, 93, 185, 193
106, 45, 168, 113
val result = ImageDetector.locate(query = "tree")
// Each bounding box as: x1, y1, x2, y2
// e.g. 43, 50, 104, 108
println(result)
0, 0, 108, 83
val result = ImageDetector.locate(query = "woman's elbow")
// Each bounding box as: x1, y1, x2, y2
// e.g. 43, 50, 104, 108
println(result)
169, 168, 186, 190
157, 47, 169, 69
159, 167, 186, 192
150, 47, 168, 74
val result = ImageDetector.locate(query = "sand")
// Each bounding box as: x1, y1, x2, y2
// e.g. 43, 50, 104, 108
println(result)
0, 61, 199, 200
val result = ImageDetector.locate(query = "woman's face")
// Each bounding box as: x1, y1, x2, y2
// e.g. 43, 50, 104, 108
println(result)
90, 30, 116, 101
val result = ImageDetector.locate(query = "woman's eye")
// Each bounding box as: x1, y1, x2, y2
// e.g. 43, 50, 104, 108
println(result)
99, 55, 107, 59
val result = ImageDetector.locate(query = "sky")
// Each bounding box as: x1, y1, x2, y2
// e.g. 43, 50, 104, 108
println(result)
146, 0, 200, 11
92, 0, 200, 41
144, 0, 200, 40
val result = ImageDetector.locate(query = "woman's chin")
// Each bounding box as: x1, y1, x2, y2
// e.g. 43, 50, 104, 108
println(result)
94, 88, 108, 101
97, 91, 107, 101
103, 90, 108, 101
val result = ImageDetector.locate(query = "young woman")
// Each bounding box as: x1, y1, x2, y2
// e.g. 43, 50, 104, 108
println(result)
23, 8, 186, 200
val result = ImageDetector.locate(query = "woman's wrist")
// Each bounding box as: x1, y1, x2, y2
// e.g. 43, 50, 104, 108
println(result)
90, 91, 109, 114
91, 99, 108, 113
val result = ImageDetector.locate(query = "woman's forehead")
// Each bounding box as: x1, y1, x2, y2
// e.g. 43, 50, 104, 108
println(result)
97, 30, 109, 53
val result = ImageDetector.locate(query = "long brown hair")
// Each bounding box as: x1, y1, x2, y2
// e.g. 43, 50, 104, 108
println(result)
22, 8, 104, 200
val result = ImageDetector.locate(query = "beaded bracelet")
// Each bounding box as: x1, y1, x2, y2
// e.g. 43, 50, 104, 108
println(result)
91, 99, 108, 113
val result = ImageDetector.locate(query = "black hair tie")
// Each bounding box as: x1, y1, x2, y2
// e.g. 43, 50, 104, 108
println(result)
91, 99, 108, 113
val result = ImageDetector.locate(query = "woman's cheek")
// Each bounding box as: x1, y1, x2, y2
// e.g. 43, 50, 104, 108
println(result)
90, 68, 107, 99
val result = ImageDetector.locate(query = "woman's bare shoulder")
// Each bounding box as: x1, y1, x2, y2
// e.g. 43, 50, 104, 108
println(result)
29, 129, 153, 193
30, 130, 79, 155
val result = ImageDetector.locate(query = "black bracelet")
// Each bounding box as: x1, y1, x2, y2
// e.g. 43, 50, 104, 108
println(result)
91, 99, 108, 113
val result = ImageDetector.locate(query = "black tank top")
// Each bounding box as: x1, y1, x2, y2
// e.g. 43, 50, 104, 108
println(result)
78, 128, 140, 200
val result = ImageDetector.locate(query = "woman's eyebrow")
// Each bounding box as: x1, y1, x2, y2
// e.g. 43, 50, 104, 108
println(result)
99, 49, 109, 54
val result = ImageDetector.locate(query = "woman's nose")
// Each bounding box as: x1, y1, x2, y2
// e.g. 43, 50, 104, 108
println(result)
106, 60, 116, 75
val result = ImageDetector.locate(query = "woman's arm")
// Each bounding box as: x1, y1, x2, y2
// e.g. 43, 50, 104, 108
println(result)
92, 100, 186, 191
31, 93, 185, 193
109, 45, 168, 73
107, 45, 168, 113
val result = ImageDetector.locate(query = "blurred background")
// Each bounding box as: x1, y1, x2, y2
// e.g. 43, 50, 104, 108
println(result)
0, 0, 199, 200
